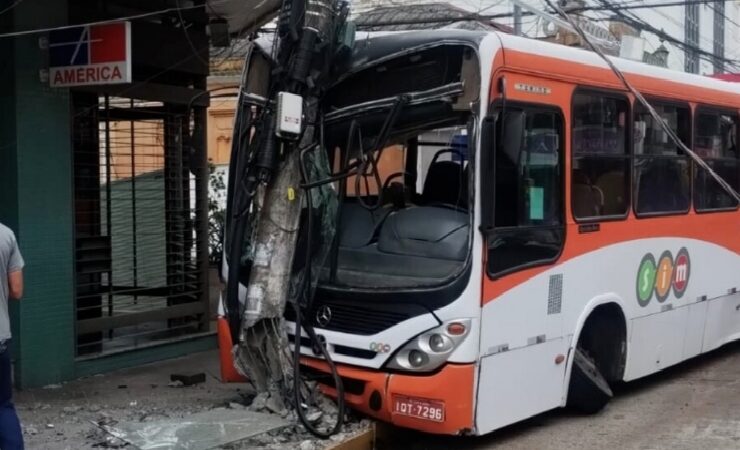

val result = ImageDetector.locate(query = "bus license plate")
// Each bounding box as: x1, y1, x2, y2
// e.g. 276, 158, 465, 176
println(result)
392, 395, 445, 422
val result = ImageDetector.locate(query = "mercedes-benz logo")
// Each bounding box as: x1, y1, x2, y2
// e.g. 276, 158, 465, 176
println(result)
315, 305, 332, 328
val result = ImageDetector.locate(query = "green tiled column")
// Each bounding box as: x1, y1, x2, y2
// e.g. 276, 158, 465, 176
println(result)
0, 1, 19, 356
5, 0, 76, 388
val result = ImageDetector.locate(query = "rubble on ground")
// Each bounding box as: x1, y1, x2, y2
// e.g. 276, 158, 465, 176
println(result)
226, 390, 373, 450
17, 352, 371, 449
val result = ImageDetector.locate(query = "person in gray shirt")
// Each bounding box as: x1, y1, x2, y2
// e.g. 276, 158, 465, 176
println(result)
0, 222, 24, 449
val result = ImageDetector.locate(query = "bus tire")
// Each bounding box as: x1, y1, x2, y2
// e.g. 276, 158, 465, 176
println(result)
567, 347, 613, 414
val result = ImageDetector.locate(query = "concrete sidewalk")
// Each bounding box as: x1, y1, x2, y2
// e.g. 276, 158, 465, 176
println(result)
14, 350, 255, 449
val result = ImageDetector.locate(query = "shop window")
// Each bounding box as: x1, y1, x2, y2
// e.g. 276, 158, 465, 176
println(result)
694, 110, 739, 211
572, 92, 630, 219
634, 103, 691, 215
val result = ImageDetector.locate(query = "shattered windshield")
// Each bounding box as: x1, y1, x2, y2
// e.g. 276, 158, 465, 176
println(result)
314, 108, 474, 289
228, 41, 481, 292
307, 42, 480, 290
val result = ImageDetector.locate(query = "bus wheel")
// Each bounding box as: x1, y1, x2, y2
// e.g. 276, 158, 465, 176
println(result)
567, 347, 613, 414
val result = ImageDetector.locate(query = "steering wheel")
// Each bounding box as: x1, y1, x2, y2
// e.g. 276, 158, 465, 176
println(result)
381, 172, 413, 209
382, 172, 411, 192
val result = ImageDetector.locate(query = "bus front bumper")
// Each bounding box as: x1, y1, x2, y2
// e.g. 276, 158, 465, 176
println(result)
301, 358, 475, 435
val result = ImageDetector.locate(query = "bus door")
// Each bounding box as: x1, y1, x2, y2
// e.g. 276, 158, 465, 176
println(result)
476, 101, 568, 432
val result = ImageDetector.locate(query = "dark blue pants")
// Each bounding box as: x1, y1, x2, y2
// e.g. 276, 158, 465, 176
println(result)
0, 342, 23, 450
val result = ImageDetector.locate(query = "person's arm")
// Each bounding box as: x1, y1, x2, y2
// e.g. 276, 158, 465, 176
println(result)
7, 232, 24, 300
8, 269, 22, 300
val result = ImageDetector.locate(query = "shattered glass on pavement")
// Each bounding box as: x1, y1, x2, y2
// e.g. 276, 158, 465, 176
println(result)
102, 408, 289, 450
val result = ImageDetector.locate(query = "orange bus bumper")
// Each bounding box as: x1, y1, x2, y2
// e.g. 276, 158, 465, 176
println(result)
217, 316, 248, 383
301, 358, 475, 435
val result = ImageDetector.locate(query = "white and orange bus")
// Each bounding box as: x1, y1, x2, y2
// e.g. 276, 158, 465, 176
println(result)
223, 29, 740, 436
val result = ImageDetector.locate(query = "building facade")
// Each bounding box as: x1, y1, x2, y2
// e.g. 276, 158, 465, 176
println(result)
0, 0, 220, 388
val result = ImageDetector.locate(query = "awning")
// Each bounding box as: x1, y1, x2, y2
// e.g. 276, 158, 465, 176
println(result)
207, 0, 281, 36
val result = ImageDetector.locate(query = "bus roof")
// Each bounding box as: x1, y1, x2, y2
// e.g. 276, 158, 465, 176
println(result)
495, 31, 740, 107
343, 29, 486, 76
349, 29, 740, 108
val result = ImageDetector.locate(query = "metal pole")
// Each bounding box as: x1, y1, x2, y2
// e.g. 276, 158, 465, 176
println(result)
130, 98, 139, 306
104, 95, 113, 340
514, 4, 522, 35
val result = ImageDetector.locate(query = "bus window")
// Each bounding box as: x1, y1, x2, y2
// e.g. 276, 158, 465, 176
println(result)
693, 110, 739, 211
572, 92, 629, 219
487, 106, 564, 277
633, 102, 691, 216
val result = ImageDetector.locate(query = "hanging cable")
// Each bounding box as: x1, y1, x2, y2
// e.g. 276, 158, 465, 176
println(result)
293, 142, 345, 438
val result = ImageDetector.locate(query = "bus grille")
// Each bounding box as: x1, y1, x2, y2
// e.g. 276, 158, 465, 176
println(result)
285, 300, 422, 335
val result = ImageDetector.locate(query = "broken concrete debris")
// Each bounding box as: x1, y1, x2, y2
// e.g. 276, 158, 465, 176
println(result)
299, 439, 316, 450
170, 372, 207, 386
229, 401, 247, 410
265, 394, 286, 415
249, 392, 270, 412
168, 379, 185, 388
306, 410, 323, 424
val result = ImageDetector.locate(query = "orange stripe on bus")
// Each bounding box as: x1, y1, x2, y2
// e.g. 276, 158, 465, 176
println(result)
482, 211, 739, 304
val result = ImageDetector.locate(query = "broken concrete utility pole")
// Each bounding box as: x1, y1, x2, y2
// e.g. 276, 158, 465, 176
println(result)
224, 0, 352, 436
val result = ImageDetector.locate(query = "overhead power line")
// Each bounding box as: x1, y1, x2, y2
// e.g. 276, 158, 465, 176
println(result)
593, 0, 740, 71
0, 0, 25, 17
543, 0, 740, 203
356, 0, 739, 27
600, 0, 740, 67
175, 0, 210, 66
0, 0, 233, 39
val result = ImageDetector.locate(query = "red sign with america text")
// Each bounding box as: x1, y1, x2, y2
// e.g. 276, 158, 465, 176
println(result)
49, 22, 131, 87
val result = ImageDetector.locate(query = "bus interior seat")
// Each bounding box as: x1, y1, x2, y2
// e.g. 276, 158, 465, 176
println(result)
595, 171, 625, 215
572, 171, 602, 217
421, 158, 467, 208
337, 203, 392, 249
637, 161, 689, 212
381, 181, 407, 209
378, 206, 468, 261
334, 206, 469, 281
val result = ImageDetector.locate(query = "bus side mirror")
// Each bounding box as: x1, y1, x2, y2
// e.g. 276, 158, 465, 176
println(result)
480, 115, 496, 232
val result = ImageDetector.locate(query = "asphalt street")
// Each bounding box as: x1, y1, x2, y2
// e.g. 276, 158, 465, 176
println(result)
380, 340, 740, 450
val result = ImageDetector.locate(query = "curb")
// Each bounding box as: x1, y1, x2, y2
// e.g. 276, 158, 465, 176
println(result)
325, 423, 377, 450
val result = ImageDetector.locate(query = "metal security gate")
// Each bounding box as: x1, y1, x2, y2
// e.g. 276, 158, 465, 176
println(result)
72, 93, 208, 357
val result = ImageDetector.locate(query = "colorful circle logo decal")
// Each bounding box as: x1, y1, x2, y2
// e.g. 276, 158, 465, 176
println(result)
655, 251, 674, 303
672, 248, 690, 298
636, 254, 657, 307
635, 247, 690, 307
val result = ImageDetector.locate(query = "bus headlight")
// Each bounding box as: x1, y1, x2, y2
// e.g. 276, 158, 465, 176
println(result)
429, 334, 448, 352
386, 319, 471, 372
